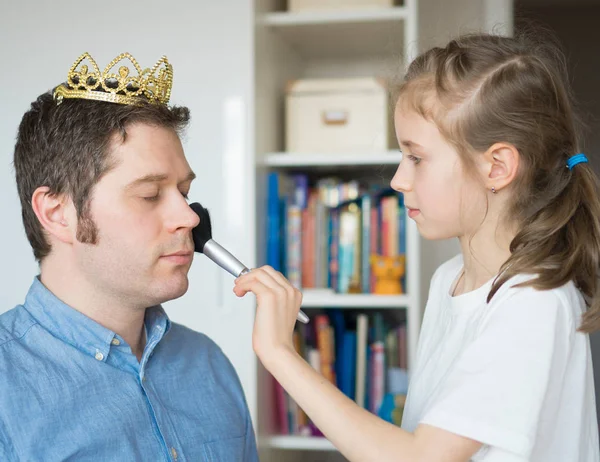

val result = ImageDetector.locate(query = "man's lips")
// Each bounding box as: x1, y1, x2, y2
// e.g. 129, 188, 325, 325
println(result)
161, 250, 194, 264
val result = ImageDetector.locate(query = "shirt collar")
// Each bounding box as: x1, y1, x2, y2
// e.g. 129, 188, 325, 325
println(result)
23, 277, 171, 362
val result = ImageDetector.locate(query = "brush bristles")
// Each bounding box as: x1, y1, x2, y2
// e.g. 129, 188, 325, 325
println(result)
190, 202, 213, 253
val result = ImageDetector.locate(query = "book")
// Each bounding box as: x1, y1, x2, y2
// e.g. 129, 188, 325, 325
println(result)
277, 312, 409, 435
267, 174, 408, 295
355, 314, 369, 408
286, 205, 302, 288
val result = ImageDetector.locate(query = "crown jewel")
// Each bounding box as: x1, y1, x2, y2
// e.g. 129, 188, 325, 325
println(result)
53, 52, 173, 106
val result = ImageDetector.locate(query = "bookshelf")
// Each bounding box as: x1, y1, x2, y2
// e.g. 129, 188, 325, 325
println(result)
255, 2, 419, 461
253, 1, 511, 460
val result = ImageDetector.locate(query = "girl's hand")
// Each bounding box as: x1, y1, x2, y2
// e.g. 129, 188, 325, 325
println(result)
233, 266, 303, 365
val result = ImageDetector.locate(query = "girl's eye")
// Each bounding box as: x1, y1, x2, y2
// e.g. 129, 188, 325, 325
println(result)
408, 155, 422, 165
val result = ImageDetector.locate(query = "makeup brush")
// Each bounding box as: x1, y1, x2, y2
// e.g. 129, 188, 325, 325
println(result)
190, 202, 309, 324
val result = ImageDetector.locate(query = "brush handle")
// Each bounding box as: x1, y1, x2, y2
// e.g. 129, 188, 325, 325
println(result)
204, 239, 249, 278
203, 239, 309, 324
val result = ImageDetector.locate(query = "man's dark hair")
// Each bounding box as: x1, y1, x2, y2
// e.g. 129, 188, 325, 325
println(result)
13, 91, 190, 261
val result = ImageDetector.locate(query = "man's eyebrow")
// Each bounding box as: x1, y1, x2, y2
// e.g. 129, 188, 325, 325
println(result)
125, 171, 196, 190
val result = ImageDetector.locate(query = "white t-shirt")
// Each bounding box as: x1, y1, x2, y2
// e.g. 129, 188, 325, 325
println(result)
401, 255, 599, 462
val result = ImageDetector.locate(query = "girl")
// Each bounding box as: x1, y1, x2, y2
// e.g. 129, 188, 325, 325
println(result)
235, 33, 600, 462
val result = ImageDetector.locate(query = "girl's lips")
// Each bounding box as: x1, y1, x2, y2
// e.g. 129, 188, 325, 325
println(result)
407, 208, 420, 218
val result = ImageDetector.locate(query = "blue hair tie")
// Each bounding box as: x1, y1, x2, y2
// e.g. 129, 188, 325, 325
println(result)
567, 153, 588, 170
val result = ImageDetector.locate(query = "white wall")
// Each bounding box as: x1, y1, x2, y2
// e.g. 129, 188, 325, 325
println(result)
0, 0, 259, 422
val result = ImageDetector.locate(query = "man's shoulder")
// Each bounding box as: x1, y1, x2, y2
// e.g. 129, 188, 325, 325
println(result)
163, 322, 246, 394
0, 305, 37, 349
167, 322, 222, 350
165, 322, 236, 368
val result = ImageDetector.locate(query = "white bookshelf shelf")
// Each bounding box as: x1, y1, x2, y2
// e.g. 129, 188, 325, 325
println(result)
264, 151, 402, 167
301, 289, 410, 308
259, 8, 407, 59
262, 435, 336, 451
262, 7, 408, 26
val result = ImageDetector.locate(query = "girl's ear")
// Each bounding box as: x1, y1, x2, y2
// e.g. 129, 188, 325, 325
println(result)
480, 142, 520, 192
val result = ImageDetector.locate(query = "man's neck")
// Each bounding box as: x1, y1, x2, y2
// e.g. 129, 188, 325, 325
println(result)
40, 255, 147, 361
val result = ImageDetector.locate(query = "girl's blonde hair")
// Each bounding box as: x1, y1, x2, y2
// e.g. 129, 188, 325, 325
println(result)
397, 32, 600, 333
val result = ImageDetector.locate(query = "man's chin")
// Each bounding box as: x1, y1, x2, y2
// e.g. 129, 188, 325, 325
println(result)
147, 276, 190, 305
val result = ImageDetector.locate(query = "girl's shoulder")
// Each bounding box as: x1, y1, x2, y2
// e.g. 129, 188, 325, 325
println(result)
493, 271, 583, 308
431, 255, 585, 324
481, 272, 586, 339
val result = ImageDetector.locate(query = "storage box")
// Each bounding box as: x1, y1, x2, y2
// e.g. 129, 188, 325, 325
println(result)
285, 77, 390, 153
288, 0, 395, 12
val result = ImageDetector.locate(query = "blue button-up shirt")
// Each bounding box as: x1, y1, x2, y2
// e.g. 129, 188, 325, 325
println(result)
0, 278, 258, 461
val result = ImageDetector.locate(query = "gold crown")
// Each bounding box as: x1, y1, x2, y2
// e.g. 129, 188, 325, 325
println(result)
53, 52, 173, 106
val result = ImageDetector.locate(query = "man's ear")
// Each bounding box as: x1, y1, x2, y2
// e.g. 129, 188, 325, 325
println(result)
31, 187, 75, 245
479, 142, 520, 192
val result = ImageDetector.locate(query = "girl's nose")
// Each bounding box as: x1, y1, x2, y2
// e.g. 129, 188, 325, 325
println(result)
390, 162, 412, 193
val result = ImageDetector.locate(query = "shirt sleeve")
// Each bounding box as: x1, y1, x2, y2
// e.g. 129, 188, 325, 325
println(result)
420, 287, 573, 458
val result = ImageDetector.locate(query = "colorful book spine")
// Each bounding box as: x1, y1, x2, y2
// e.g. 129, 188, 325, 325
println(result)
315, 315, 336, 384
361, 194, 372, 293
388, 195, 399, 256
398, 195, 406, 255
370, 206, 378, 291
369, 314, 386, 414
329, 208, 340, 292
355, 314, 369, 408
266, 173, 280, 270
286, 205, 302, 289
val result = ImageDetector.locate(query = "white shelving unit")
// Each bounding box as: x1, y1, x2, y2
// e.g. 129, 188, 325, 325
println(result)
253, 1, 511, 460
255, 3, 419, 461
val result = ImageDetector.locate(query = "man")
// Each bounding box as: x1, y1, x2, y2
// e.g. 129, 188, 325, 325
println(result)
0, 52, 258, 461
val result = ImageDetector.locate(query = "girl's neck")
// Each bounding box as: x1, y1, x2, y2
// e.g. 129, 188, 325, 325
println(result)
455, 222, 515, 296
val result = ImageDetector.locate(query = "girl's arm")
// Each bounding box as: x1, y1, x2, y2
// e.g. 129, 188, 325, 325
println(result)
234, 266, 482, 462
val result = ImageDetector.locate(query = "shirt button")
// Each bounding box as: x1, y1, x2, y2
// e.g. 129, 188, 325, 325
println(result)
111, 338, 120, 346
95, 351, 104, 361
170, 447, 178, 460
